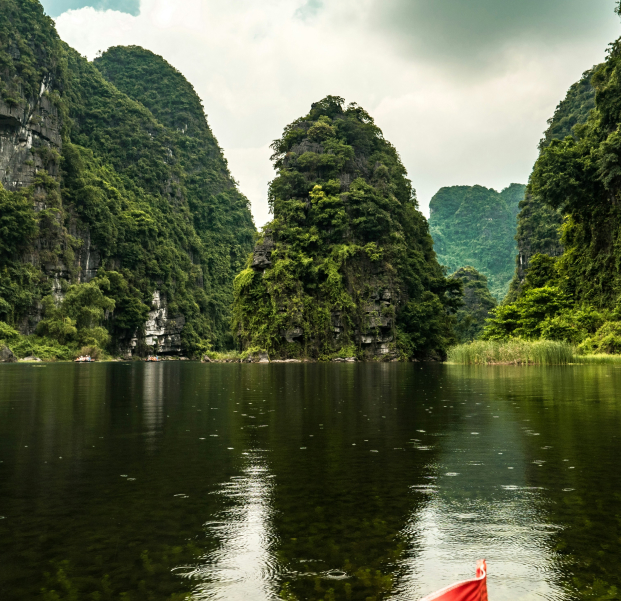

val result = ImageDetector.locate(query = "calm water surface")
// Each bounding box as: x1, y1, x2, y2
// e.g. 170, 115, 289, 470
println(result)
0, 363, 619, 600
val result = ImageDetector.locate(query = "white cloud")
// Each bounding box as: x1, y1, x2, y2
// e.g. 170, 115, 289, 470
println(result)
55, 0, 620, 226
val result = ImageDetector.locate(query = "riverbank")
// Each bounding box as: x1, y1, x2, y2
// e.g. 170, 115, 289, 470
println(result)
447, 339, 621, 365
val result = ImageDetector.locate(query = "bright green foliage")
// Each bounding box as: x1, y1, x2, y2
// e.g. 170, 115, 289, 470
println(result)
0, 320, 19, 342
481, 259, 619, 350
233, 96, 459, 360
0, 1, 255, 355
429, 184, 525, 300
579, 321, 621, 354
482, 286, 569, 341
448, 339, 574, 365
37, 275, 115, 348
450, 266, 497, 342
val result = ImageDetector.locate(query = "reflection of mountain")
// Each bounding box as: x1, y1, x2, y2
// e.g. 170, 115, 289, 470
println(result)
504, 366, 621, 601
190, 451, 278, 600
262, 364, 444, 601
2, 363, 620, 601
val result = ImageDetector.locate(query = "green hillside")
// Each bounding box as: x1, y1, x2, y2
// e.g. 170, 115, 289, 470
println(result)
0, 0, 255, 358
483, 35, 621, 351
233, 96, 460, 361
429, 183, 525, 300
506, 67, 597, 300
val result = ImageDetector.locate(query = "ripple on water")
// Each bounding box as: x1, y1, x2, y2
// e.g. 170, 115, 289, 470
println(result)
323, 569, 350, 580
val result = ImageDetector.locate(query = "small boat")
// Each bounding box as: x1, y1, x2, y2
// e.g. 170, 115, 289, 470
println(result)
74, 355, 94, 363
145, 356, 160, 362
419, 560, 487, 601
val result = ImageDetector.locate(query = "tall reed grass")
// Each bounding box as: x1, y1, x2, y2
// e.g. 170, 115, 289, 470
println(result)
447, 339, 575, 365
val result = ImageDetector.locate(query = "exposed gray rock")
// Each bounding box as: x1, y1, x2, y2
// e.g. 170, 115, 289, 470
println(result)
0, 93, 62, 191
0, 346, 17, 363
281, 327, 303, 343
129, 291, 185, 355
251, 238, 275, 271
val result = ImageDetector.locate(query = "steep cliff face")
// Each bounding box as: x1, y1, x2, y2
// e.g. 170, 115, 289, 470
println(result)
0, 0, 63, 190
0, 0, 255, 356
233, 96, 459, 361
507, 68, 597, 300
429, 183, 524, 300
93, 45, 255, 345
527, 44, 621, 307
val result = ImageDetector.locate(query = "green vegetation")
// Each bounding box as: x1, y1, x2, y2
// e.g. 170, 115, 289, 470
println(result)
429, 184, 525, 300
481, 255, 621, 354
451, 266, 496, 342
0, 1, 255, 358
233, 96, 460, 361
447, 339, 574, 365
494, 33, 621, 354
539, 68, 597, 150
507, 68, 597, 300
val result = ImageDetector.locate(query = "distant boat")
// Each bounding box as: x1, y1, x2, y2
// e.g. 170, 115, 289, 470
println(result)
419, 560, 487, 601
74, 356, 94, 363
145, 356, 160, 362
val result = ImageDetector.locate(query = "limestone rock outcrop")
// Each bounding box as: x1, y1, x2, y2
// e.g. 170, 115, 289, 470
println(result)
0, 346, 17, 363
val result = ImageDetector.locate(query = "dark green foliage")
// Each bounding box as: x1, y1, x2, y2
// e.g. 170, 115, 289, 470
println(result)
507, 68, 598, 301
0, 0, 255, 354
527, 39, 621, 309
451, 266, 496, 342
0, 0, 63, 107
539, 68, 597, 150
93, 46, 256, 346
429, 184, 525, 300
233, 96, 459, 360
0, 186, 38, 258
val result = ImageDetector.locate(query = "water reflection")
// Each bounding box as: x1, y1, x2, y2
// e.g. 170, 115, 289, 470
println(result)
393, 403, 568, 601
1, 363, 620, 601
189, 450, 279, 601
143, 363, 165, 452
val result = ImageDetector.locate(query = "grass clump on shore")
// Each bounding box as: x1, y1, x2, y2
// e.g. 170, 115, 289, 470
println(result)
447, 339, 574, 365
573, 353, 621, 365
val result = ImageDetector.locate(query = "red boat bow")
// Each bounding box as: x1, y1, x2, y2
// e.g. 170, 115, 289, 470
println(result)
419, 560, 488, 601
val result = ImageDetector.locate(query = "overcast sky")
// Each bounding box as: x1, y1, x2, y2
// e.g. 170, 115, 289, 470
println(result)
43, 0, 620, 227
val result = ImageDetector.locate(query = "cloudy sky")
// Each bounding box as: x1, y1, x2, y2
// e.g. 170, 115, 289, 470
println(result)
42, 0, 620, 227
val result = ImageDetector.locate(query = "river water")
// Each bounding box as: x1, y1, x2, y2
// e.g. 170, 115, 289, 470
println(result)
0, 362, 619, 601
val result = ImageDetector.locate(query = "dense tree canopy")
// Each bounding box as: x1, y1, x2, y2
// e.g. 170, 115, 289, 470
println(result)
451, 266, 496, 342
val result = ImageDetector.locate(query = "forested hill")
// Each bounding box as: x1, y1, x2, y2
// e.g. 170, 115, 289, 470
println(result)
429, 184, 525, 300
0, 0, 255, 358
507, 67, 597, 299
233, 96, 460, 361
484, 31, 621, 351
